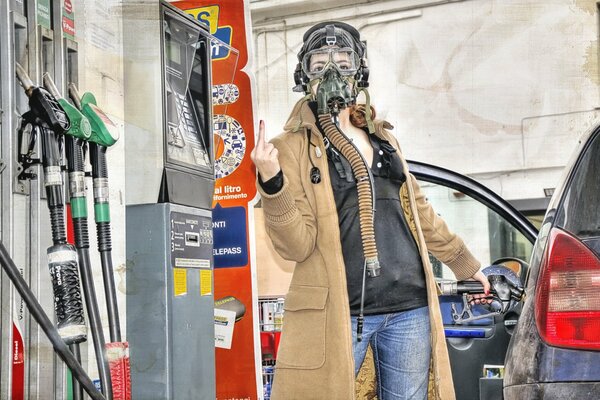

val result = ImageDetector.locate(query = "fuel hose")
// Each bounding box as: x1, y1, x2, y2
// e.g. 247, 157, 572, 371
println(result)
65, 134, 114, 400
43, 72, 93, 400
44, 73, 114, 399
89, 143, 121, 342
70, 85, 122, 342
15, 63, 87, 346
70, 85, 130, 400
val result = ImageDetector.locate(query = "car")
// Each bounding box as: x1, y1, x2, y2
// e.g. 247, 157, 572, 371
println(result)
407, 123, 600, 400
503, 124, 600, 399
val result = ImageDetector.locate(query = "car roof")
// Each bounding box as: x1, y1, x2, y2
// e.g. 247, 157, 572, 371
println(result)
546, 123, 600, 212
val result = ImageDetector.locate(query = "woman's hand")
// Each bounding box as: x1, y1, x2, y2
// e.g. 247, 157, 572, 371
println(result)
468, 270, 492, 305
250, 120, 281, 181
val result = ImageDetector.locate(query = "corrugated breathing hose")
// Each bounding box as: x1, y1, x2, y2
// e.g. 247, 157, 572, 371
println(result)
318, 113, 380, 342
318, 113, 379, 274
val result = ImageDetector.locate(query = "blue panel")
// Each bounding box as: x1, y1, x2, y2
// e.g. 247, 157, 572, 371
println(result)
211, 27, 232, 60
539, 345, 600, 381
212, 203, 248, 268
445, 328, 486, 338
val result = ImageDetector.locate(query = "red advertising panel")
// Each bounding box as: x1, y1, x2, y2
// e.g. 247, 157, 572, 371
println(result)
171, 1, 259, 399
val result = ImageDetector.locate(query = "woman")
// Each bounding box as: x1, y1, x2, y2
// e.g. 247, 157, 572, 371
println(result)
251, 21, 490, 400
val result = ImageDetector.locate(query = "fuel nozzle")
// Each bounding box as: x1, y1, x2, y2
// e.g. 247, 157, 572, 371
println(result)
15, 63, 70, 134
43, 73, 92, 141
366, 257, 380, 278
440, 265, 524, 324
15, 62, 35, 96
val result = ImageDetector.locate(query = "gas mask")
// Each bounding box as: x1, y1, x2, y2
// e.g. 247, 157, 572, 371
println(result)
303, 47, 359, 115
315, 68, 353, 116
293, 23, 370, 118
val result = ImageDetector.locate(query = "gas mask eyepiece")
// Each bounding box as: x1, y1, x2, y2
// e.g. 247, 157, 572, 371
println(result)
302, 47, 360, 80
302, 46, 360, 115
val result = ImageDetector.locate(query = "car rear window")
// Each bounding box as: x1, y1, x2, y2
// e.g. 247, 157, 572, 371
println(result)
556, 127, 600, 240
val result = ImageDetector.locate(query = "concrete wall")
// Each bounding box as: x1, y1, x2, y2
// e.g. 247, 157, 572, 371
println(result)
250, 0, 599, 201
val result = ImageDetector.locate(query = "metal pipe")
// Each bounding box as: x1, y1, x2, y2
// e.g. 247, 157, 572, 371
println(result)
69, 344, 83, 400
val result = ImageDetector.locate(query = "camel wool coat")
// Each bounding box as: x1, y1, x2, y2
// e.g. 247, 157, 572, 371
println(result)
258, 98, 481, 400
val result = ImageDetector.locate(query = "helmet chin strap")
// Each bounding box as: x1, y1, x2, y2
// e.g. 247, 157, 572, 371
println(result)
358, 87, 375, 134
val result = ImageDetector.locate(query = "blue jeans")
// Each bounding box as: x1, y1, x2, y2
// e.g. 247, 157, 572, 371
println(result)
351, 306, 431, 400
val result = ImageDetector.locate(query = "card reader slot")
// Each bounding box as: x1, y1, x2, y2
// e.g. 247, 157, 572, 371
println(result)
185, 232, 200, 247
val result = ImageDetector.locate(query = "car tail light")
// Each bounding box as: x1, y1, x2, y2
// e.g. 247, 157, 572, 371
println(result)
535, 228, 600, 350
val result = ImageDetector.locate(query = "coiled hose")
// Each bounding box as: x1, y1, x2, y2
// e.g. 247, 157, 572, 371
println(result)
318, 113, 380, 342
317, 113, 380, 276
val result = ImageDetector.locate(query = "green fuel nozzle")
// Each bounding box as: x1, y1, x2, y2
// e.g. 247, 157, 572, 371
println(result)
68, 84, 119, 147
42, 73, 92, 141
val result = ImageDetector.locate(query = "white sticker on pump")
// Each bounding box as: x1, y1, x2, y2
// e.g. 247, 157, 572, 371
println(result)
214, 308, 237, 349
175, 258, 210, 268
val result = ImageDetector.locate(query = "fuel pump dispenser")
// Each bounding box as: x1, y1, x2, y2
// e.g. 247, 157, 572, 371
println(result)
123, 2, 225, 398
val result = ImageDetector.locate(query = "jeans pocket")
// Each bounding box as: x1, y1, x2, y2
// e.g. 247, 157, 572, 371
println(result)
275, 285, 328, 369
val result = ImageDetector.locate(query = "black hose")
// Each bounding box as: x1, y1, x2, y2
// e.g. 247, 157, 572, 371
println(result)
48, 206, 67, 244
75, 246, 114, 399
90, 143, 122, 342
97, 223, 112, 253
69, 344, 83, 400
73, 217, 90, 249
39, 125, 87, 344
90, 143, 109, 179
0, 242, 105, 400
100, 250, 121, 341
356, 258, 368, 343
67, 135, 113, 399
15, 70, 94, 396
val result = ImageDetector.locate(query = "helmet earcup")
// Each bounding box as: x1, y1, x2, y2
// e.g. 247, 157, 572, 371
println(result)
292, 63, 308, 93
356, 62, 369, 89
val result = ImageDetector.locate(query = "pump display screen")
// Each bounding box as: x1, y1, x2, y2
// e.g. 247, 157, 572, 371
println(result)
162, 11, 212, 173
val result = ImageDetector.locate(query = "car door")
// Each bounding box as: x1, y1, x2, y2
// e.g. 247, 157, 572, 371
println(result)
408, 160, 538, 400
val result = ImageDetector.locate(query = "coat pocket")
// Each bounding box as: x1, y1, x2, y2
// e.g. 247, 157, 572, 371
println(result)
275, 285, 328, 370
